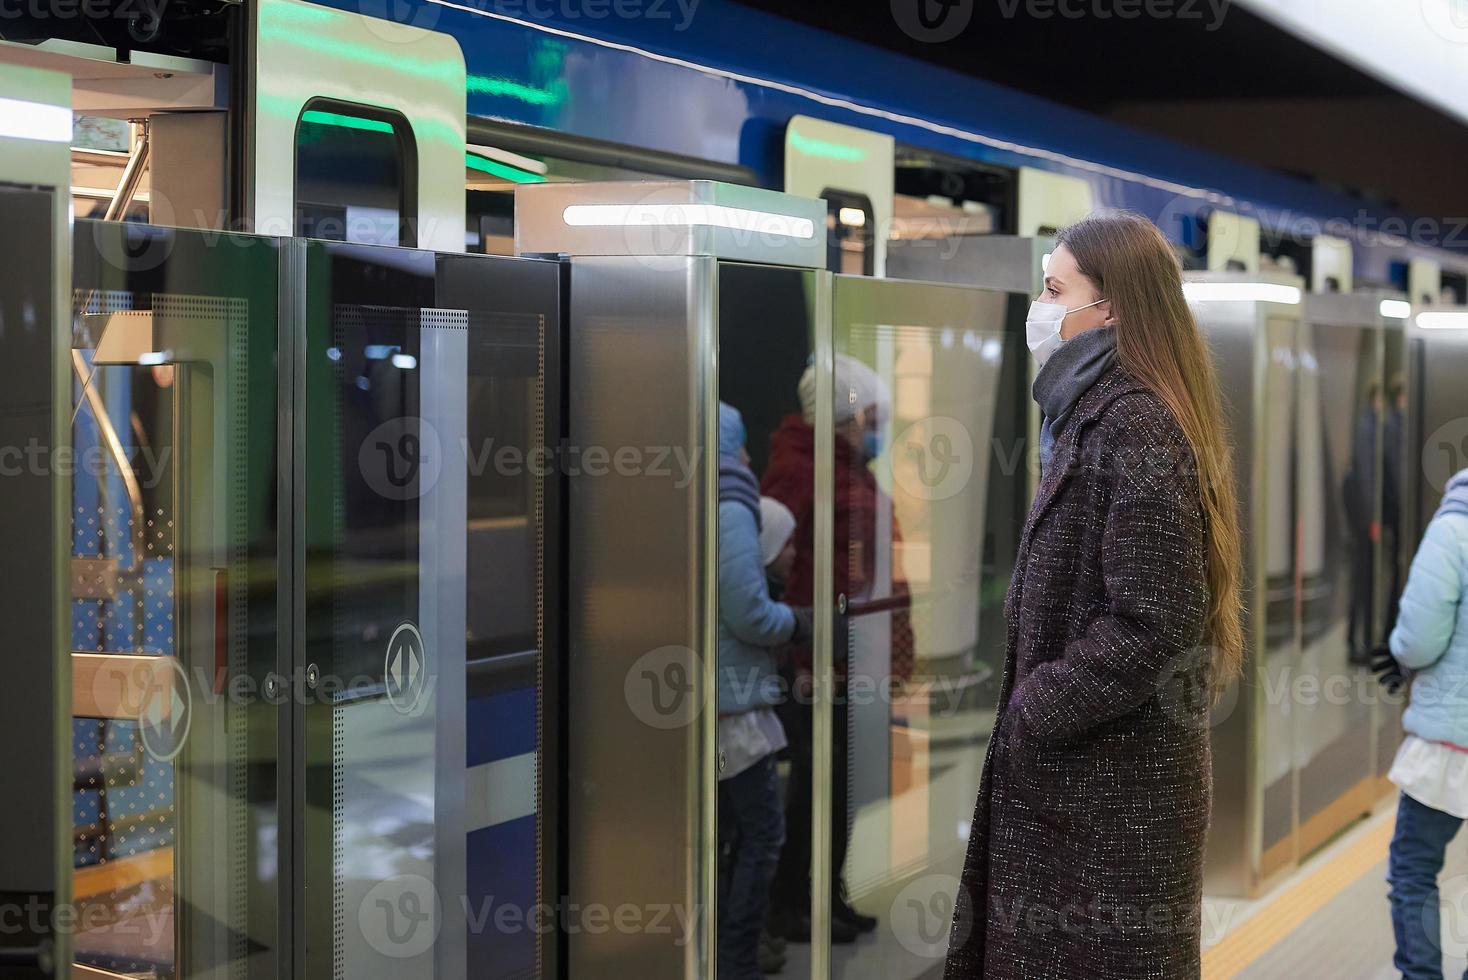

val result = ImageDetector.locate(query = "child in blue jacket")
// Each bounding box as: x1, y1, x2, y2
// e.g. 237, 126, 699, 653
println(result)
716, 402, 810, 980
1386, 467, 1468, 978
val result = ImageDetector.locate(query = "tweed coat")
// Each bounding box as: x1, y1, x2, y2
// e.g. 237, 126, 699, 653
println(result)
944, 363, 1213, 980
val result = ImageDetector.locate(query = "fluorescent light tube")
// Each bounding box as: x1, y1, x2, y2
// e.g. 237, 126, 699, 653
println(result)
1182, 282, 1302, 305
1416, 311, 1468, 330
562, 203, 816, 240
0, 96, 72, 143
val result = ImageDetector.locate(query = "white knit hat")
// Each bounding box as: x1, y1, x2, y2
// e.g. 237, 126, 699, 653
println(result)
796, 353, 890, 425
758, 496, 797, 568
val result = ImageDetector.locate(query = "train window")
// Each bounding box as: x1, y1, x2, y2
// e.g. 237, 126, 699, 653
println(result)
1260, 232, 1312, 284
1442, 270, 1467, 306
895, 146, 1016, 235
890, 193, 998, 244
824, 188, 875, 276
295, 100, 417, 246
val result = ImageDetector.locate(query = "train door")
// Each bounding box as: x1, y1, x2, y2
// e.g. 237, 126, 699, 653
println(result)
0, 62, 72, 979
784, 117, 894, 277
245, 0, 466, 249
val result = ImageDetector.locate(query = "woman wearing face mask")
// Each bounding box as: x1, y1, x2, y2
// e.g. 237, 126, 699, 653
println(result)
944, 211, 1243, 980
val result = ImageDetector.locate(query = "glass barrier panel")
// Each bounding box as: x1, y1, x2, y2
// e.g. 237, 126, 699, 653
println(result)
69, 220, 283, 979
828, 275, 1024, 978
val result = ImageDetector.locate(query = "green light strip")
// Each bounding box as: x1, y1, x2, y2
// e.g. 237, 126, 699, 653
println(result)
466, 74, 565, 107
465, 153, 547, 183
301, 110, 396, 135
788, 129, 867, 162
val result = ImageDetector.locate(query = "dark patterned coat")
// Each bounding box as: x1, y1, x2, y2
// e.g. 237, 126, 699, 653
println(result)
945, 364, 1213, 980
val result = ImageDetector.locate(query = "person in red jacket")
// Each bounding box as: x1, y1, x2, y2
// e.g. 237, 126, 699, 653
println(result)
762, 352, 914, 942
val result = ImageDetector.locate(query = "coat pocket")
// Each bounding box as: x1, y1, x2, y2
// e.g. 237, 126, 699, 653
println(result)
1001, 718, 1096, 836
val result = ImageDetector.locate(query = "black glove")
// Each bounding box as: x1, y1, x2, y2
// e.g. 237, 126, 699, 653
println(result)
789, 606, 814, 647
1370, 644, 1406, 695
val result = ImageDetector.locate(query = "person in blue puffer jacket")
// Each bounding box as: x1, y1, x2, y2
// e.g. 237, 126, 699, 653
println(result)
1384, 467, 1468, 979
716, 401, 811, 980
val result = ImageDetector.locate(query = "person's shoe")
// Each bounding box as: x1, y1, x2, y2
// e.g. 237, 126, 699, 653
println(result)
757, 940, 786, 974
833, 891, 878, 934
772, 909, 858, 944
761, 928, 787, 956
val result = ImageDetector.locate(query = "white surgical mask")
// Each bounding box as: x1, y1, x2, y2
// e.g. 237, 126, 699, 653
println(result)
1025, 298, 1107, 367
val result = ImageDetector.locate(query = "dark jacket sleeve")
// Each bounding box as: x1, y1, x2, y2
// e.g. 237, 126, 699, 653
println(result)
1012, 398, 1209, 742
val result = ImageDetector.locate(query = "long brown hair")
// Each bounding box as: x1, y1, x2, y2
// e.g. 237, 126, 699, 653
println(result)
1056, 210, 1245, 686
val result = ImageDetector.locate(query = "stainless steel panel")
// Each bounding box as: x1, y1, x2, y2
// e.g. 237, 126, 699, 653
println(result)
1407, 308, 1468, 541
1187, 278, 1306, 897
0, 184, 65, 979
0, 61, 73, 980
565, 254, 716, 979
149, 111, 228, 231
1192, 295, 1265, 897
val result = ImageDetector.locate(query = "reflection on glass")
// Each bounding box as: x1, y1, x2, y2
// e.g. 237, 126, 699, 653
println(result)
1377, 348, 1408, 779
716, 264, 816, 978
1294, 322, 1378, 834
826, 280, 1020, 979
67, 223, 281, 979
302, 247, 444, 980
462, 310, 550, 980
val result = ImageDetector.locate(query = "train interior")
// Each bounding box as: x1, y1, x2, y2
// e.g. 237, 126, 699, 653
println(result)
7, 2, 1468, 978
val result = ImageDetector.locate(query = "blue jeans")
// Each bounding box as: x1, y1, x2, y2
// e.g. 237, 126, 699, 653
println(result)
718, 753, 785, 980
1389, 792, 1467, 980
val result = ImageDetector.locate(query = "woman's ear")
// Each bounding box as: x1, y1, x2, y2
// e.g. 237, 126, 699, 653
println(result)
1101, 300, 1118, 327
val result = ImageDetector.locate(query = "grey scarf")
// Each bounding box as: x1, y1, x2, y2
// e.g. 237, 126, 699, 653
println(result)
1034, 326, 1118, 476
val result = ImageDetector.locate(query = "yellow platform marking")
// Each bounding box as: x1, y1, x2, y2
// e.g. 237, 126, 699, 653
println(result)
1201, 815, 1394, 979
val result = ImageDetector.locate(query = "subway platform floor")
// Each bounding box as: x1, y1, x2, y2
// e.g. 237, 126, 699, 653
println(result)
1203, 797, 1468, 979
